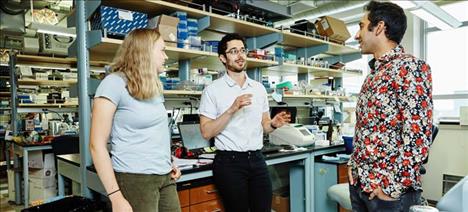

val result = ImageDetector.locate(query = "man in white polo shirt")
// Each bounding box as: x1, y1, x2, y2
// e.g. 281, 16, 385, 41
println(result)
199, 33, 290, 212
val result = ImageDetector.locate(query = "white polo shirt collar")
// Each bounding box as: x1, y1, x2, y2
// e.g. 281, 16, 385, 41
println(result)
222, 72, 254, 89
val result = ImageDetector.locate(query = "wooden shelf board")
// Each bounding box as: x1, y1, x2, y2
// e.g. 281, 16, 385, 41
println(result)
267, 63, 362, 77
281, 32, 360, 56
166, 46, 217, 62
163, 90, 202, 95
93, 38, 277, 69
90, 38, 121, 62
17, 55, 76, 65
16, 55, 109, 67
18, 79, 77, 86
18, 103, 78, 107
283, 94, 350, 101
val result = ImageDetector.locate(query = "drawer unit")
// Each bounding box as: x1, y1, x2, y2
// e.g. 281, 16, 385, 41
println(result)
190, 199, 223, 212
178, 182, 224, 212
189, 184, 219, 205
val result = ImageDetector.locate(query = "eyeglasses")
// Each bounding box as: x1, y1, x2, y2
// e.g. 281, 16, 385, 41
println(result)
225, 48, 248, 55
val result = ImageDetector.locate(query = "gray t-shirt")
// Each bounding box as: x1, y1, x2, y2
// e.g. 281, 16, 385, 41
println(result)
95, 73, 171, 175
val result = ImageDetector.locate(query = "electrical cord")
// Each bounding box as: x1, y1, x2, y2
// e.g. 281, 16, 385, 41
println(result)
42, 108, 65, 121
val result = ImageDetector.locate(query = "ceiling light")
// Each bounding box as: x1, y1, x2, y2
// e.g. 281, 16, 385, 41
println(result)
412, 9, 454, 31
29, 22, 76, 38
412, 1, 462, 30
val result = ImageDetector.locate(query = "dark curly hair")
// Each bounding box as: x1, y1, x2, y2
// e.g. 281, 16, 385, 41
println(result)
218, 33, 247, 57
365, 1, 407, 44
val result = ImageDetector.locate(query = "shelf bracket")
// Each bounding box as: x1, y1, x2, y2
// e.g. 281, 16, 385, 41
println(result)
87, 30, 103, 49
67, 0, 101, 27
85, 0, 101, 21
288, 44, 329, 58
68, 41, 77, 57
70, 78, 101, 97
246, 32, 283, 49
198, 16, 210, 33
323, 52, 362, 64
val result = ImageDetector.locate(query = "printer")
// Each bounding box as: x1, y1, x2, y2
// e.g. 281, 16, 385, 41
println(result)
269, 124, 316, 146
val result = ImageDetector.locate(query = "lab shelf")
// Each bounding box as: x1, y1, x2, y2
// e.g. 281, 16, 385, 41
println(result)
18, 79, 77, 87
268, 63, 362, 77
90, 37, 278, 70
18, 103, 79, 108
101, 0, 359, 56
16, 55, 109, 68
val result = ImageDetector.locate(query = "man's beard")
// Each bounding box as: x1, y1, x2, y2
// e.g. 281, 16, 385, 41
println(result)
227, 60, 246, 73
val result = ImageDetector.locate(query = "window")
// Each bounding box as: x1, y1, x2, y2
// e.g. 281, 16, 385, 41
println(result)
425, 1, 468, 120
427, 26, 468, 96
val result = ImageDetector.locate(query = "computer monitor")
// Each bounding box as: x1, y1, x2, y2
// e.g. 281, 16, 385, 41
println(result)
177, 122, 210, 151
270, 107, 297, 123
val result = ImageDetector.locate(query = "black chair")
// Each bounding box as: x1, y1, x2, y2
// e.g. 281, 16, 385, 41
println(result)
51, 135, 79, 156
51, 135, 79, 196
420, 124, 438, 175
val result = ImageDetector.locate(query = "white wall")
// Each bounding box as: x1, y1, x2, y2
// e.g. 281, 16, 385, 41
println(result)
400, 10, 422, 57
422, 125, 468, 201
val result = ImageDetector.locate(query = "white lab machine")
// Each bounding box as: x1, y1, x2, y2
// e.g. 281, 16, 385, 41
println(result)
269, 124, 316, 146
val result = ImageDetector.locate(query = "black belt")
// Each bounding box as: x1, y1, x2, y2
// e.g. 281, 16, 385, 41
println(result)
216, 150, 262, 157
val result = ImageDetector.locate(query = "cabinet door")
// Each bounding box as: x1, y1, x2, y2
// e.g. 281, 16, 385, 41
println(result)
190, 184, 219, 205
178, 189, 190, 208
189, 199, 223, 212
338, 164, 349, 184
181, 206, 190, 212
314, 162, 338, 212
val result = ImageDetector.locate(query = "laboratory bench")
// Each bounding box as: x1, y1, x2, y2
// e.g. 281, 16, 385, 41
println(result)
5, 140, 53, 207
56, 144, 346, 212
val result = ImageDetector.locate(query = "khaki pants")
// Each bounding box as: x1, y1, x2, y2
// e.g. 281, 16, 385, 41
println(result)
115, 172, 181, 212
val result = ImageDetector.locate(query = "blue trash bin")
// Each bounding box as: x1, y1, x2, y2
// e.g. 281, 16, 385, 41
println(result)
342, 136, 353, 154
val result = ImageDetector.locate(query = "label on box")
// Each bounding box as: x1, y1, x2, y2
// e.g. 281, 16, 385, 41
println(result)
321, 19, 330, 30
118, 10, 133, 21
169, 33, 176, 42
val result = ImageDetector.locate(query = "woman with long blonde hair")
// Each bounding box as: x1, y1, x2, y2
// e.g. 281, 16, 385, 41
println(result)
90, 29, 181, 212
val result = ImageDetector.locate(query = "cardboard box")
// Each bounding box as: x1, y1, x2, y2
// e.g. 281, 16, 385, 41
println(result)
29, 177, 57, 204
148, 15, 179, 43
315, 16, 351, 43
29, 152, 55, 169
30, 167, 56, 178
272, 193, 289, 212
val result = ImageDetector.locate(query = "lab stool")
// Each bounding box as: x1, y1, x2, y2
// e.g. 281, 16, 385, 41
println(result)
327, 183, 352, 210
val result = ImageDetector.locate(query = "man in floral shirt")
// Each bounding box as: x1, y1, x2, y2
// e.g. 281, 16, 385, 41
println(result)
348, 1, 433, 211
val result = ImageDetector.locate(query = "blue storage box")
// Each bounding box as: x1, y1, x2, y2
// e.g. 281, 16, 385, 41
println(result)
187, 18, 198, 27
204, 40, 219, 53
172, 11, 187, 21
91, 6, 148, 38
178, 23, 188, 30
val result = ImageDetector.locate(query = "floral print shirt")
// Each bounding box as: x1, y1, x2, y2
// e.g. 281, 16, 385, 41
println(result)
348, 45, 433, 199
